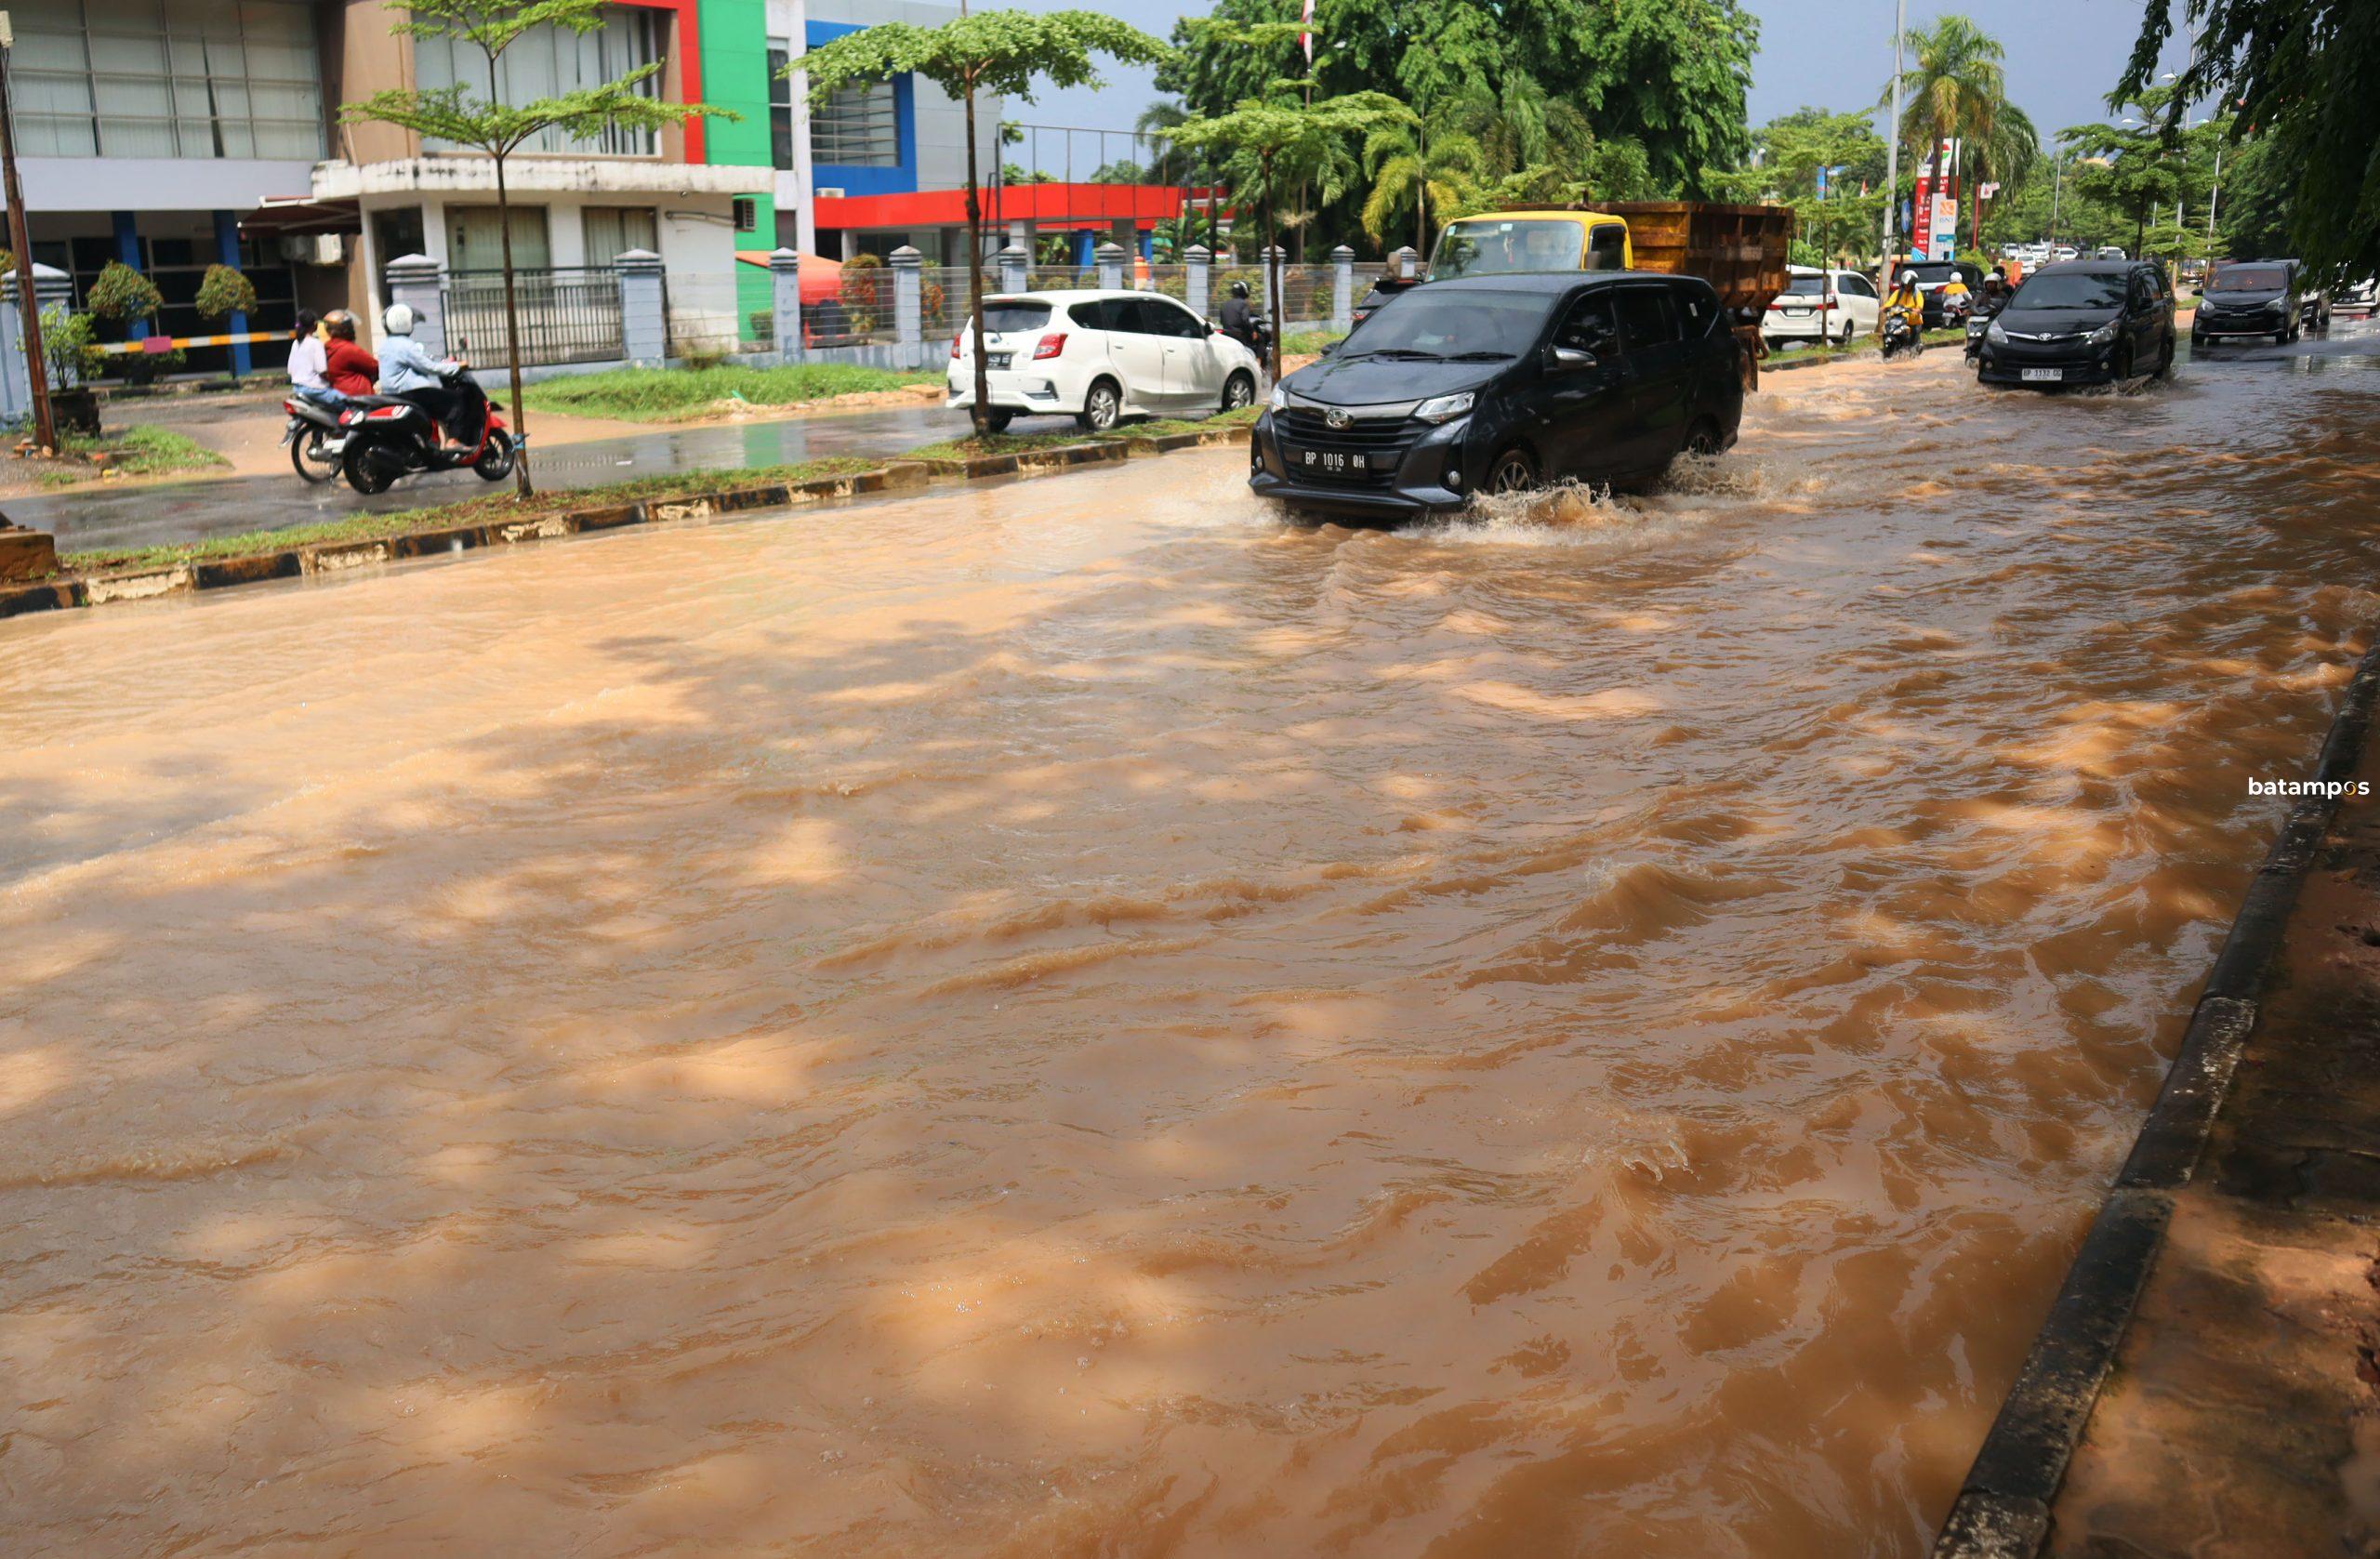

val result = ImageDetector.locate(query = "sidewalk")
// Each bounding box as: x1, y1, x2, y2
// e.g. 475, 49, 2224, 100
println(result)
1937, 647, 2380, 1556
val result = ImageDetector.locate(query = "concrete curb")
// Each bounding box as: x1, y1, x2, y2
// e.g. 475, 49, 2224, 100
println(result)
1932, 637, 2380, 1558
0, 427, 1250, 623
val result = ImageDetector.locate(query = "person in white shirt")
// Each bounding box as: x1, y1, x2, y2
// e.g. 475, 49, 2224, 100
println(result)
286, 310, 340, 409
375, 304, 474, 444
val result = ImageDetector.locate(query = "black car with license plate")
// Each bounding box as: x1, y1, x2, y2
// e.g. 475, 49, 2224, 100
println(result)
1975, 259, 2175, 389
2193, 259, 2304, 346
1249, 271, 1743, 517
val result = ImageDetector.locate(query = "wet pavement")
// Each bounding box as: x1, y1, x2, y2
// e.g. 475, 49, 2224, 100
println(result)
5, 326, 2380, 1558
1, 398, 998, 555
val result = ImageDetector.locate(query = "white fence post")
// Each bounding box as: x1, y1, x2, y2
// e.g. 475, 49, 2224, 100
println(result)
770, 248, 804, 365
889, 245, 923, 368
1094, 241, 1126, 291
384, 254, 446, 357
997, 244, 1029, 295
1184, 244, 1210, 319
1330, 245, 1355, 333
1389, 245, 1421, 282
615, 250, 667, 365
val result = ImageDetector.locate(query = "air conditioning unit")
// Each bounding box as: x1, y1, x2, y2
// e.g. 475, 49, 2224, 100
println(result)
733, 196, 758, 231
815, 187, 846, 199
278, 232, 346, 265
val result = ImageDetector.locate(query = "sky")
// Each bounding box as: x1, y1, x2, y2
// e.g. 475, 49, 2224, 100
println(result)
989, 0, 2199, 178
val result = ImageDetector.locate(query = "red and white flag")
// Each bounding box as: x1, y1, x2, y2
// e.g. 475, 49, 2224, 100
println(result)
1301, 0, 1314, 62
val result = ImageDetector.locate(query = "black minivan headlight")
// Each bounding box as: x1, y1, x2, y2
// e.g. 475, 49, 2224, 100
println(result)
1412, 390, 1474, 424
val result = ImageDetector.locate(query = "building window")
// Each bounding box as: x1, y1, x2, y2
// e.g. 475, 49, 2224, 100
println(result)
583, 205, 659, 262
767, 43, 794, 172
447, 205, 552, 272
811, 79, 898, 167
13, 0, 325, 161
416, 7, 661, 156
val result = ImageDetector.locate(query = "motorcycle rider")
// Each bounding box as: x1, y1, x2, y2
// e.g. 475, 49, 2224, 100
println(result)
376, 304, 475, 446
321, 310, 377, 399
286, 310, 341, 411
1881, 269, 1925, 341
1219, 279, 1261, 353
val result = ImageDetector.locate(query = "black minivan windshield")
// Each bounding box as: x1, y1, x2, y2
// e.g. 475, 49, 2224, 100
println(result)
2210, 265, 2287, 292
2009, 271, 2128, 310
1341, 289, 1549, 360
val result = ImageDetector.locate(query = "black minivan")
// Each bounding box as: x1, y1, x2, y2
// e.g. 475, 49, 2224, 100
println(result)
1974, 259, 2175, 388
1249, 272, 1743, 516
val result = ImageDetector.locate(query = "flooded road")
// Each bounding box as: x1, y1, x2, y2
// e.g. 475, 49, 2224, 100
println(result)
6, 329, 2380, 1557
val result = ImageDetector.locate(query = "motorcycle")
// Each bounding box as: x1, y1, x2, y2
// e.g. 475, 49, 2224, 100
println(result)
1964, 296, 2008, 363
336, 368, 515, 495
282, 397, 350, 484
1881, 311, 1924, 360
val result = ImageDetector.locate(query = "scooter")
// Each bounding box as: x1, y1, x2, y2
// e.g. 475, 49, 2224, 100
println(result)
1881, 312, 1924, 360
282, 397, 350, 484
336, 368, 515, 494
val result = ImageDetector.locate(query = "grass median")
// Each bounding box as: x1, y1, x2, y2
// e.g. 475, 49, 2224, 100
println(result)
36, 428, 230, 489
520, 363, 943, 423
902, 405, 1262, 464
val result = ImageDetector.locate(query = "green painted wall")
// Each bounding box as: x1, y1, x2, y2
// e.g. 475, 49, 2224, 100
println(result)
696, 0, 776, 338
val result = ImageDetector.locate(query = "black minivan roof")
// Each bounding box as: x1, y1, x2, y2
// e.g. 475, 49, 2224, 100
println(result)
1417, 271, 1716, 297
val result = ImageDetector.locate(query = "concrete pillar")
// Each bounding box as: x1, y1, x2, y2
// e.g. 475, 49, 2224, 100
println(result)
1072, 229, 1096, 268
0, 263, 72, 426
1184, 244, 1210, 319
383, 254, 446, 358
213, 209, 252, 375
1389, 245, 1421, 281
1094, 241, 1126, 291
997, 244, 1029, 295
112, 211, 146, 340
1261, 244, 1287, 315
769, 247, 804, 364
1006, 218, 1029, 253
615, 249, 667, 365
1330, 244, 1355, 334
1139, 231, 1155, 264
889, 244, 923, 367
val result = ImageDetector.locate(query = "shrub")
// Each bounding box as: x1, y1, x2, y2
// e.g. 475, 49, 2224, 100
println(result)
840, 252, 884, 330
37, 305, 102, 385
87, 260, 164, 324
193, 263, 258, 321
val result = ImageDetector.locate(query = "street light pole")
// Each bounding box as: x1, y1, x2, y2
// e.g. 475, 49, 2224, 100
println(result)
1880, 0, 1904, 293
0, 12, 56, 452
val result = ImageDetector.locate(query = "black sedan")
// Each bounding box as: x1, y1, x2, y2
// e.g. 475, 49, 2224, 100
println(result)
1250, 271, 1743, 517
1975, 260, 2176, 389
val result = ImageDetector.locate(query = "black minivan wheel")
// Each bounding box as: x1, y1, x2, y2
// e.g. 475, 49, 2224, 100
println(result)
1487, 446, 1538, 494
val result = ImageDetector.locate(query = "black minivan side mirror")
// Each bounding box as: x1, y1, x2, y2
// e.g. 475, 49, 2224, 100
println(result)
1319, 338, 1339, 356
1546, 344, 1596, 371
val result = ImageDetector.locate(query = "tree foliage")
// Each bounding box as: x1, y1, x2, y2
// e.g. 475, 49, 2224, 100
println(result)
193, 263, 258, 322
86, 260, 163, 324
2120, 0, 2378, 282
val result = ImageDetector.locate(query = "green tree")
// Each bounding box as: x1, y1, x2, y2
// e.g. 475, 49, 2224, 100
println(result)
2060, 91, 2223, 254
796, 12, 1170, 437
1171, 90, 1415, 376
1358, 108, 1483, 251
2120, 0, 2376, 283
342, 0, 731, 497
1880, 16, 2039, 257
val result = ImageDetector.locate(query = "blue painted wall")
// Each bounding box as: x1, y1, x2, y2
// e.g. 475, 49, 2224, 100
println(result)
806, 20, 918, 197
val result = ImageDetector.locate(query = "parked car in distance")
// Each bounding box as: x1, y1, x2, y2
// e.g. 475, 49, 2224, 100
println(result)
1903, 259, 1986, 326
2301, 286, 2333, 334
947, 289, 1265, 433
2339, 277, 2379, 316
2052, 245, 2080, 263
2192, 260, 2305, 346
1975, 259, 2176, 387
2095, 246, 2128, 260
1249, 271, 1743, 518
1763, 265, 1880, 347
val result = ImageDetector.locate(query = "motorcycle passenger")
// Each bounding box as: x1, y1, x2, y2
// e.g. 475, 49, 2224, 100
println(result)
376, 303, 475, 446
1219, 280, 1260, 353
321, 310, 378, 399
286, 310, 342, 411
1938, 271, 1973, 317
1881, 270, 1924, 337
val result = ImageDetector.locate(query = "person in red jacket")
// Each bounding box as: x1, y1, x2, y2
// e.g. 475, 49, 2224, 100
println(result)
321, 311, 378, 398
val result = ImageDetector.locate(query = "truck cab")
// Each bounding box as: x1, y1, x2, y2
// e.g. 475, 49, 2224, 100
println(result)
1427, 212, 1634, 278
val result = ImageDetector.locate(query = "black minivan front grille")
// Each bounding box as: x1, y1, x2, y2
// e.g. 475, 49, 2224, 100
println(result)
1276, 404, 1421, 453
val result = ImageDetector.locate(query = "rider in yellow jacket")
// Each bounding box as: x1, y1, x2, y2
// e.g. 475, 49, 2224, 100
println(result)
1881, 270, 1925, 336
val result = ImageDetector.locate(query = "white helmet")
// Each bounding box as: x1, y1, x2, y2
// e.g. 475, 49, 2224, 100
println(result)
1898, 269, 1918, 286
383, 303, 416, 337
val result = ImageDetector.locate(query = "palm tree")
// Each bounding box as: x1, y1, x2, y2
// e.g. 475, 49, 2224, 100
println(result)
1360, 111, 1484, 251
1881, 16, 2040, 253
1135, 100, 1197, 187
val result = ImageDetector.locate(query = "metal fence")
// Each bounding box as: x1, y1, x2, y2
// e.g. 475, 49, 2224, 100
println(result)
919, 266, 999, 342
443, 267, 624, 368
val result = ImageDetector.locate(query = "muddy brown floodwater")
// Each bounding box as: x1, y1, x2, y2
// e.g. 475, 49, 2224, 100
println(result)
7, 332, 2380, 1557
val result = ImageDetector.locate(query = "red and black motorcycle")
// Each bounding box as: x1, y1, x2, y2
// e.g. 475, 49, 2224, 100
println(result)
337, 367, 515, 494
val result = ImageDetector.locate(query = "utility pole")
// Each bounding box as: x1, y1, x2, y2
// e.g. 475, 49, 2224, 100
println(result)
0, 12, 56, 452
2050, 154, 2062, 245
1879, 0, 1904, 294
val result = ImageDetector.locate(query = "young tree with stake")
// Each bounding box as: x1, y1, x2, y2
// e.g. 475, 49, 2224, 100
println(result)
791, 13, 1170, 440
342, 0, 731, 497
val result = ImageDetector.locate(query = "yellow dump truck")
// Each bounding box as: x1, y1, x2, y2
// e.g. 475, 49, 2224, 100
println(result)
1423, 203, 1797, 385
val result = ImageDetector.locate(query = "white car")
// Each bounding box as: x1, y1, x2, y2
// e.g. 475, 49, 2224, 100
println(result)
946, 289, 1265, 433
2052, 245, 2080, 263
1763, 265, 1880, 347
